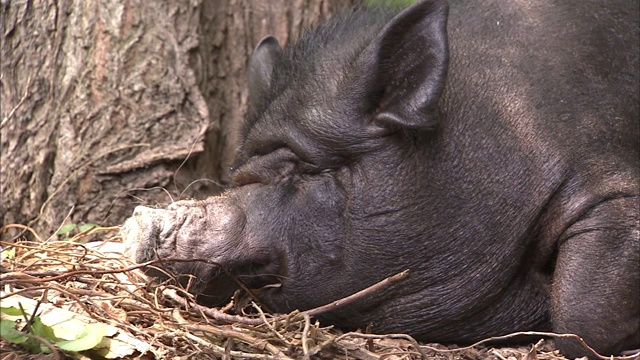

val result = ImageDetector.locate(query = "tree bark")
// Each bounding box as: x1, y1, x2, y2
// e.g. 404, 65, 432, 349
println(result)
1, 0, 356, 238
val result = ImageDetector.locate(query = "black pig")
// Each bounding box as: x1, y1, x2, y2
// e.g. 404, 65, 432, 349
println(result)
122, 0, 640, 358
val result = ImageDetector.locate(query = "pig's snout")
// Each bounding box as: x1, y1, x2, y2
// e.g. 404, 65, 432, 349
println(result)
121, 199, 247, 266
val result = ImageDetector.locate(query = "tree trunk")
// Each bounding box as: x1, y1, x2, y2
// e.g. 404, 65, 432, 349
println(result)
1, 0, 356, 239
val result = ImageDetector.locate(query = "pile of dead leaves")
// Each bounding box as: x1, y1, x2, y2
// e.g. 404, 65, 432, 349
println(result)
0, 225, 635, 360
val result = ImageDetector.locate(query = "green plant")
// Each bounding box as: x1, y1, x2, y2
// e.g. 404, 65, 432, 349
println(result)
56, 223, 99, 241
0, 246, 15, 262
0, 306, 107, 354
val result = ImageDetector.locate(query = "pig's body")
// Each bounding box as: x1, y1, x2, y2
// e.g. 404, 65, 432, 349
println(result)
122, 0, 640, 358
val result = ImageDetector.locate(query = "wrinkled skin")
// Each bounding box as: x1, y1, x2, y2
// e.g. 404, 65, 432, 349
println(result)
122, 0, 640, 358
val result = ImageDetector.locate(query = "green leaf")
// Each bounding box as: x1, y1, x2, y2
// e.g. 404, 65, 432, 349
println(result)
78, 223, 98, 233
1, 247, 15, 261
1, 306, 24, 316
0, 318, 29, 344
25, 316, 61, 354
56, 323, 108, 352
57, 224, 77, 235
29, 316, 61, 342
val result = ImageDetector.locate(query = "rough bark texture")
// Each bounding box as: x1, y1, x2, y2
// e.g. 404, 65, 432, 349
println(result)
1, 0, 356, 238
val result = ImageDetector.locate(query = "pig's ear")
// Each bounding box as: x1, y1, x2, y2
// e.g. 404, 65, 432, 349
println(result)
249, 36, 282, 103
367, 0, 449, 131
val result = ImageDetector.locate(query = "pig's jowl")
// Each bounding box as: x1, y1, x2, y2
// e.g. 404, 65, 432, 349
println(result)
121, 0, 640, 358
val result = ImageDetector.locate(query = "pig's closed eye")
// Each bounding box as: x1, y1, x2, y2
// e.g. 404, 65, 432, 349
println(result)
297, 161, 325, 175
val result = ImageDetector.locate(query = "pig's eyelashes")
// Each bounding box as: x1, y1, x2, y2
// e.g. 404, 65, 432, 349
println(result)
296, 161, 330, 175
232, 161, 330, 187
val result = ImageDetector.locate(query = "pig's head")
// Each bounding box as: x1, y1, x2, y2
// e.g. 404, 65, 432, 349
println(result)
123, 0, 448, 322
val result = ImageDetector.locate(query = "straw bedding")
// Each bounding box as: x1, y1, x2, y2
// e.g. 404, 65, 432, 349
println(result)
0, 225, 615, 359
